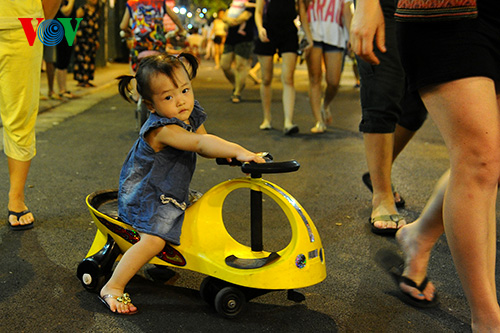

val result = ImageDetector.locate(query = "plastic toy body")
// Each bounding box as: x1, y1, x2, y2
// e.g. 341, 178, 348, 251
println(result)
77, 158, 326, 317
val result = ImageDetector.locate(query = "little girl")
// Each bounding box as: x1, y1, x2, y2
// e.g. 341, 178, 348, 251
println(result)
99, 52, 265, 314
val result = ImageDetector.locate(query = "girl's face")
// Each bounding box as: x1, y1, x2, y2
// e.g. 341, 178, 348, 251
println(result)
146, 68, 195, 123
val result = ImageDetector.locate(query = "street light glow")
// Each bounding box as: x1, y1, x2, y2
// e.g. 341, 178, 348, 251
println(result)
179, 7, 187, 15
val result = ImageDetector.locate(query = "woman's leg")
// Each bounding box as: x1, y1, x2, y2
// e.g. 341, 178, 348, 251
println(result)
100, 233, 166, 314
305, 47, 325, 132
258, 55, 274, 129
396, 170, 448, 301
233, 54, 249, 97
322, 51, 343, 121
420, 77, 500, 329
280, 52, 298, 129
7, 157, 34, 226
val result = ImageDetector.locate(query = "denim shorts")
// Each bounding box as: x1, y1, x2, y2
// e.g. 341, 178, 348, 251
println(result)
223, 40, 254, 59
313, 41, 344, 53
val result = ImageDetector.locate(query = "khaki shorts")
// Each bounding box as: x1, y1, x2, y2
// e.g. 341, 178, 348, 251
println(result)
0, 27, 43, 161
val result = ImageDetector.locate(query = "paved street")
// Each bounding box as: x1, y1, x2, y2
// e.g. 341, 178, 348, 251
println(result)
0, 58, 488, 332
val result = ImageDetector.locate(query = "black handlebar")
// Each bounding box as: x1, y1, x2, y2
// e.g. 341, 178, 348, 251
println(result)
215, 153, 300, 175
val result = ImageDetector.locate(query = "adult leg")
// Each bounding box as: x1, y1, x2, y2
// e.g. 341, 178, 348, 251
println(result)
280, 52, 298, 131
258, 55, 273, 129
364, 132, 403, 229
420, 78, 500, 330
306, 47, 325, 132
7, 158, 34, 226
395, 170, 448, 302
100, 233, 166, 314
322, 51, 343, 123
220, 51, 235, 87
233, 54, 249, 97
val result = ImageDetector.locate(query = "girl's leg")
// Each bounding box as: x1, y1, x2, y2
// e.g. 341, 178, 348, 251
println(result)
280, 52, 298, 130
395, 170, 448, 301
233, 54, 249, 97
258, 55, 274, 129
100, 233, 166, 314
305, 47, 325, 132
322, 51, 343, 123
420, 77, 500, 329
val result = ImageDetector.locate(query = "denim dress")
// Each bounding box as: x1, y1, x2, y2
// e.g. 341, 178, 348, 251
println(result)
118, 101, 207, 245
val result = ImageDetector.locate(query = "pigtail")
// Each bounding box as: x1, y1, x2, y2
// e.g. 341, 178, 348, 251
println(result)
177, 52, 199, 80
116, 74, 136, 103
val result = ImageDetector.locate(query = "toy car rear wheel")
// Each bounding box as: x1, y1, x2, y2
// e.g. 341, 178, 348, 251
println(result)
199, 276, 218, 304
214, 286, 247, 319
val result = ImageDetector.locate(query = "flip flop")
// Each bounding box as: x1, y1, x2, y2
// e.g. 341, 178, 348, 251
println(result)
369, 214, 404, 236
362, 172, 406, 208
375, 248, 439, 308
98, 293, 138, 315
283, 125, 299, 136
7, 210, 34, 231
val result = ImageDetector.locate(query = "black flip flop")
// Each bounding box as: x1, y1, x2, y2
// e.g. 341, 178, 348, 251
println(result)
7, 210, 34, 231
362, 172, 406, 208
375, 248, 438, 308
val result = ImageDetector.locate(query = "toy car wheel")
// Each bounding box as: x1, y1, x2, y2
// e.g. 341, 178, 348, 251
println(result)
199, 276, 218, 304
214, 286, 247, 319
77, 259, 106, 292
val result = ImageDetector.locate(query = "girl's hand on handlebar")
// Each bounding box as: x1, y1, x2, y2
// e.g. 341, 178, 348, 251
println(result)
235, 152, 267, 164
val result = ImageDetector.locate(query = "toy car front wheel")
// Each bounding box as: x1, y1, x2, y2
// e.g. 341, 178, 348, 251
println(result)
214, 286, 247, 319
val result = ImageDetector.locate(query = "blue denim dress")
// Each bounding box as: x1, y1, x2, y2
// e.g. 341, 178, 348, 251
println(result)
118, 101, 207, 245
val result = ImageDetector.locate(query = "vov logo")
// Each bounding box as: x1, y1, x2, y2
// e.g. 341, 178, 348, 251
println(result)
19, 18, 82, 46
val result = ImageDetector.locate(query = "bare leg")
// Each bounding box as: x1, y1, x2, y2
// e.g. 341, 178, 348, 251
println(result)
7, 157, 34, 226
280, 52, 297, 129
100, 233, 166, 314
364, 133, 404, 229
419, 78, 500, 330
45, 61, 56, 97
395, 170, 448, 301
233, 54, 249, 97
306, 47, 324, 131
322, 51, 343, 122
258, 55, 273, 129
220, 52, 235, 86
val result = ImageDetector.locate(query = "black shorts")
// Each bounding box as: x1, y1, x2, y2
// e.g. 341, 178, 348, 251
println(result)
397, 0, 500, 91
254, 22, 298, 56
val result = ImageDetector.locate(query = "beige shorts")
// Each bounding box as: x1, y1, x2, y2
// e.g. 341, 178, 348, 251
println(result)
0, 26, 43, 161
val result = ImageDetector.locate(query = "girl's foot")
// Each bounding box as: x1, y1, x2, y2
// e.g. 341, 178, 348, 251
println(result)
259, 120, 272, 130
8, 200, 34, 227
99, 287, 138, 314
321, 107, 333, 125
310, 122, 326, 134
395, 224, 436, 303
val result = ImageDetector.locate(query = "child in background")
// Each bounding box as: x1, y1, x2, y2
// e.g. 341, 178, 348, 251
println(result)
99, 52, 265, 314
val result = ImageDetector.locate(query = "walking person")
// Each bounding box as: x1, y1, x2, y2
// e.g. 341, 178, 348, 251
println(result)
301, 0, 351, 133
353, 0, 500, 329
254, 0, 310, 135
220, 0, 256, 103
351, 0, 427, 235
1, 0, 62, 230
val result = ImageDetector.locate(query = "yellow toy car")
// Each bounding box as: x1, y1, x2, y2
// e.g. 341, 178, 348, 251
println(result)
77, 156, 326, 318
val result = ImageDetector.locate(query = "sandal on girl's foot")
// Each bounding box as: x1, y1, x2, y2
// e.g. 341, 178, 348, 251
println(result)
98, 293, 138, 315
259, 122, 272, 130
231, 94, 241, 103
310, 122, 327, 134
283, 124, 299, 136
59, 91, 75, 99
321, 108, 333, 125
7, 210, 34, 231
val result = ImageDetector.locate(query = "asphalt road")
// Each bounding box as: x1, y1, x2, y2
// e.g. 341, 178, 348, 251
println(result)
0, 59, 490, 332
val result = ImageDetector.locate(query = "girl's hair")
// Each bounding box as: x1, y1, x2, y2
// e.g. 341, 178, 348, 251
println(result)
117, 52, 199, 104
